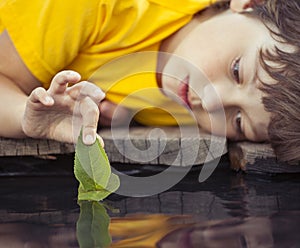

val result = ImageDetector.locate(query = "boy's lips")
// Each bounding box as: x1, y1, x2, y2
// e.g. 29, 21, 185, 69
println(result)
178, 76, 191, 108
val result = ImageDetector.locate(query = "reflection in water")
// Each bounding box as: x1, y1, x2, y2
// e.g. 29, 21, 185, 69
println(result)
0, 156, 299, 247
109, 212, 300, 248
110, 214, 190, 247
76, 201, 300, 247
0, 211, 299, 247
0, 222, 78, 247
77, 201, 111, 248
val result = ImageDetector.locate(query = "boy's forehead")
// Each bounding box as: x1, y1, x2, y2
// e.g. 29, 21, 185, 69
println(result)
246, 11, 297, 53
207, 9, 272, 37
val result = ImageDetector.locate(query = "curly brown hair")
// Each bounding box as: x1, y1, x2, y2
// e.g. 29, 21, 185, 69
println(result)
252, 0, 300, 164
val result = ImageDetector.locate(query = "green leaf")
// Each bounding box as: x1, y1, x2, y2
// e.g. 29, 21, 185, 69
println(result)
76, 201, 111, 248
74, 130, 120, 201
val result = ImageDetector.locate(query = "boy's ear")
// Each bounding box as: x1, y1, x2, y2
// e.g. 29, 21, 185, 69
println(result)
230, 0, 264, 13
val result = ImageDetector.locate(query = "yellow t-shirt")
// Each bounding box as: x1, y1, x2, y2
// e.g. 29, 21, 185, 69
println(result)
0, 0, 214, 125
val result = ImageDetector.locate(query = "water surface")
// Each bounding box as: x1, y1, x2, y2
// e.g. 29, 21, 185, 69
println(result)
0, 155, 299, 247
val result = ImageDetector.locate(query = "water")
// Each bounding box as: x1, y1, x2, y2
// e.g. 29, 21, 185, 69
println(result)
0, 155, 299, 247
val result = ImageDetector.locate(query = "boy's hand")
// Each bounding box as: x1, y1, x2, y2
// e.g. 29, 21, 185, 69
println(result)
22, 70, 105, 145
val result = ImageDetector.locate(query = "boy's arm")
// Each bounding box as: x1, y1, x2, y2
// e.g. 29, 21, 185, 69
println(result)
0, 69, 107, 145
0, 30, 41, 138
0, 31, 105, 145
0, 31, 129, 144
0, 74, 27, 138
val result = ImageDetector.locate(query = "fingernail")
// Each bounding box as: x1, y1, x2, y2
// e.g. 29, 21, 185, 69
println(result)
84, 134, 95, 144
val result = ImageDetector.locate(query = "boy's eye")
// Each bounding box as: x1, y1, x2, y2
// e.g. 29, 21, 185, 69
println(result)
232, 58, 241, 84
235, 111, 243, 134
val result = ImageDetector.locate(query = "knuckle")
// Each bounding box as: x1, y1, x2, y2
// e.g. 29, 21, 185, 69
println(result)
32, 87, 45, 97
81, 100, 99, 116
77, 82, 104, 97
52, 70, 79, 84
84, 124, 97, 130
77, 81, 92, 88
86, 107, 99, 116
52, 74, 68, 85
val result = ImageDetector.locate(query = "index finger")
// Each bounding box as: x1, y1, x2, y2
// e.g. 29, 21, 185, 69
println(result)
48, 70, 81, 95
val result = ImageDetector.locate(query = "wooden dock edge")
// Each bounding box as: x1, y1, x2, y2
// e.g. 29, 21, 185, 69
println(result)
0, 126, 227, 167
0, 126, 299, 173
228, 142, 300, 174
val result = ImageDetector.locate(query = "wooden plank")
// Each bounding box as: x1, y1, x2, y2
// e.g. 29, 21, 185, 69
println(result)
0, 126, 227, 166
228, 142, 300, 174
100, 126, 227, 166
1, 127, 299, 173
0, 137, 74, 156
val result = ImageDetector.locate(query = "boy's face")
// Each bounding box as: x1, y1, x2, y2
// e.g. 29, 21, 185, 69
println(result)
159, 7, 282, 141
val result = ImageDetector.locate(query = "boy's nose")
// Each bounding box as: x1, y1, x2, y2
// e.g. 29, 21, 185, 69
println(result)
201, 83, 245, 112
201, 84, 225, 112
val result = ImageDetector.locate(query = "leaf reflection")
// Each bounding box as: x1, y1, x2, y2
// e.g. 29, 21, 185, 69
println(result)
76, 201, 111, 248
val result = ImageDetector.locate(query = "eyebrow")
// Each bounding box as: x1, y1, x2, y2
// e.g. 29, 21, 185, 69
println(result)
241, 50, 260, 141
248, 120, 268, 142
250, 49, 260, 87
248, 123, 260, 141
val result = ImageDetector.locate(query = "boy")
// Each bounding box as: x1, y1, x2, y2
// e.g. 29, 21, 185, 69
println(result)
0, 0, 299, 163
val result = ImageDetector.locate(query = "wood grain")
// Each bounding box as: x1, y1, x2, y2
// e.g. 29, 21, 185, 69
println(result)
228, 142, 300, 174
1, 126, 299, 173
0, 126, 227, 167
